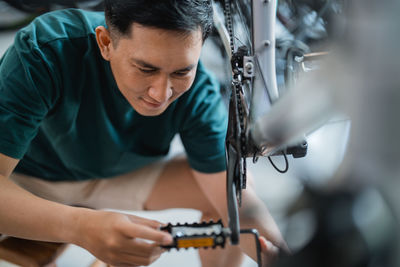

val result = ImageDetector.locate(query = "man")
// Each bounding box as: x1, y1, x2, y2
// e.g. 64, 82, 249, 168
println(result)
0, 0, 287, 266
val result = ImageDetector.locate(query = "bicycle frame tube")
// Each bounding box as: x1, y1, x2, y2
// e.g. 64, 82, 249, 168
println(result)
250, 0, 279, 114
252, 0, 278, 101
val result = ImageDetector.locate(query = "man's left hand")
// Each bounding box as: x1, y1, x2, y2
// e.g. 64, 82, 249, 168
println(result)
259, 236, 280, 267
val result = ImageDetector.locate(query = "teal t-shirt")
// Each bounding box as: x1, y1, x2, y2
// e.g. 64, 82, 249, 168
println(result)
0, 9, 228, 181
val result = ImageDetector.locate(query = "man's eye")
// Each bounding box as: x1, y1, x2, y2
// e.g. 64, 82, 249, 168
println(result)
139, 68, 156, 74
173, 71, 189, 77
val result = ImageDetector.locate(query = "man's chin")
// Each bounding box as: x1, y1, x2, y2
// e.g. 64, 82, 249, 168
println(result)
134, 106, 166, 117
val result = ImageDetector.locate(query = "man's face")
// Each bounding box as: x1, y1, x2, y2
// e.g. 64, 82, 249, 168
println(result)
98, 24, 203, 116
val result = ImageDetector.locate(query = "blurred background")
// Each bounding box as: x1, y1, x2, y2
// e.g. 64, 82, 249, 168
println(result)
0, 0, 399, 266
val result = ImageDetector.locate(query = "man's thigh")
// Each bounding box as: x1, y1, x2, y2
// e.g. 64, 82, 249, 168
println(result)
9, 160, 166, 210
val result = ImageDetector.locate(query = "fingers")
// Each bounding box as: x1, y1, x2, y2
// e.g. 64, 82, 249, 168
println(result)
259, 236, 280, 267
126, 214, 163, 229
119, 246, 163, 266
118, 238, 164, 257
98, 237, 165, 266
107, 249, 162, 267
119, 217, 173, 246
260, 236, 279, 254
83, 211, 169, 267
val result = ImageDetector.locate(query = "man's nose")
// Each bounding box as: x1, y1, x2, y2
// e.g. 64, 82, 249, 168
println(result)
148, 75, 173, 103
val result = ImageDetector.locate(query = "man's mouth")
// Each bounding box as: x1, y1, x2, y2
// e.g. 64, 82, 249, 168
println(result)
141, 98, 163, 108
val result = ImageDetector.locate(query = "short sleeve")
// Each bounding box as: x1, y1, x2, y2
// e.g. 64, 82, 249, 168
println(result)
179, 64, 228, 173
0, 29, 58, 159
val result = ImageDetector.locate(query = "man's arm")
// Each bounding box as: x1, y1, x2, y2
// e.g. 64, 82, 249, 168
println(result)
0, 153, 80, 243
191, 169, 289, 265
0, 152, 172, 266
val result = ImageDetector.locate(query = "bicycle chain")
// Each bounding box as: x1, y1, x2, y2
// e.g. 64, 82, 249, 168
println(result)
224, 0, 248, 205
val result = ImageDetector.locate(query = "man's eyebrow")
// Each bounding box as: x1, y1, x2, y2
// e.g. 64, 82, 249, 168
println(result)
131, 58, 196, 72
131, 59, 160, 70
175, 64, 196, 72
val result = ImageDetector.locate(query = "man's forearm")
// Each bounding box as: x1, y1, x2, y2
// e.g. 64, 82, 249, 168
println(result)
0, 174, 83, 244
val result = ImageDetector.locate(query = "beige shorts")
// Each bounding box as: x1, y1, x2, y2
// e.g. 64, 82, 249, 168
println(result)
9, 161, 166, 211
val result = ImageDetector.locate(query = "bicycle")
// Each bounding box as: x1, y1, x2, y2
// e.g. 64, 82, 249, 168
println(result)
163, 1, 399, 267
162, 0, 317, 265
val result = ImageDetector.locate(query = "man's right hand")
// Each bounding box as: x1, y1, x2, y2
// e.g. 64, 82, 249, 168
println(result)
75, 209, 173, 266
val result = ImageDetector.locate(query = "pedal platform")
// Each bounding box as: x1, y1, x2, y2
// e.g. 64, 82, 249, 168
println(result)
160, 220, 229, 250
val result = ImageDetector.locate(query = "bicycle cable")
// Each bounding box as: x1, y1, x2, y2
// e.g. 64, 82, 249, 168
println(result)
268, 152, 289, 174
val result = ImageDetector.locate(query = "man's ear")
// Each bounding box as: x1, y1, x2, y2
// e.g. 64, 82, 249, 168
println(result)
95, 26, 113, 60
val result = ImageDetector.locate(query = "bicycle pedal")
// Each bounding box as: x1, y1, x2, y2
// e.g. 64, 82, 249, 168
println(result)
160, 220, 229, 250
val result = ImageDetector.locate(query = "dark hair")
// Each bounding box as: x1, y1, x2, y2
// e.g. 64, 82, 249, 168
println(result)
104, 0, 213, 41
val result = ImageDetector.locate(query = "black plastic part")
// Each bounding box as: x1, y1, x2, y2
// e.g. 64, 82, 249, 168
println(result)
226, 145, 240, 245
286, 140, 308, 158
225, 85, 244, 245
231, 45, 249, 69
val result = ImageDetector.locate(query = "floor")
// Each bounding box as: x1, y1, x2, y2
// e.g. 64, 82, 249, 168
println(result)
0, 12, 351, 267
